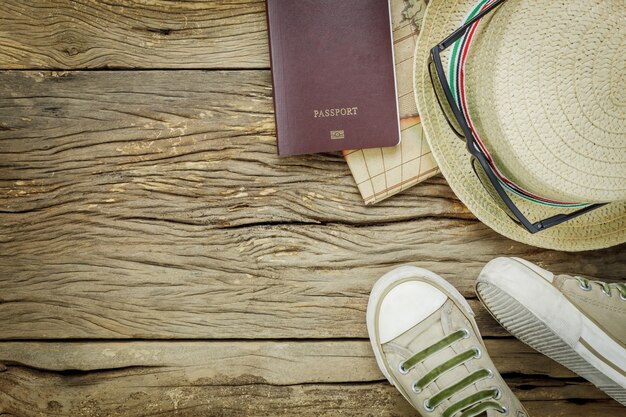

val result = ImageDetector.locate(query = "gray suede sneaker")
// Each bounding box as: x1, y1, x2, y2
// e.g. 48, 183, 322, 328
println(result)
367, 266, 528, 417
476, 257, 626, 406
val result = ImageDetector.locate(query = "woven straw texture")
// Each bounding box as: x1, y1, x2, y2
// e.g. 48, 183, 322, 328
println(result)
414, 0, 626, 251
466, 0, 626, 203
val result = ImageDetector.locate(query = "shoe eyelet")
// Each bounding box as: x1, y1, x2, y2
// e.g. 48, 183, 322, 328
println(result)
486, 368, 494, 379
492, 387, 502, 400
398, 363, 409, 375
461, 328, 471, 339
473, 347, 482, 359
412, 383, 422, 394
601, 287, 612, 297
578, 280, 592, 291
500, 406, 509, 415
423, 399, 434, 412
620, 293, 626, 301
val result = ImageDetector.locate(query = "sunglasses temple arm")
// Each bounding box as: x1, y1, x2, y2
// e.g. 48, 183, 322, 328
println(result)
476, 150, 607, 233
472, 153, 540, 232
438, 0, 508, 50
534, 203, 608, 230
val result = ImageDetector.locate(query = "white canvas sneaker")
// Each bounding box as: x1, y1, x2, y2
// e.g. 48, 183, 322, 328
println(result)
367, 266, 528, 417
476, 257, 626, 406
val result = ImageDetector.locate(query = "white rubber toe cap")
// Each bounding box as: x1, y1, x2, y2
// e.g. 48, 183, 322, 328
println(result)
477, 256, 583, 347
511, 257, 554, 283
479, 257, 554, 287
378, 281, 447, 344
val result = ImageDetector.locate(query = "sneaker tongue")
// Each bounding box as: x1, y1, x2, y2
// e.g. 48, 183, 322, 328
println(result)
386, 300, 496, 395
386, 302, 445, 349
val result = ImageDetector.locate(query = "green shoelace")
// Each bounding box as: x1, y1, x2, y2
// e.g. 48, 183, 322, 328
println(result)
575, 277, 626, 300
399, 329, 507, 417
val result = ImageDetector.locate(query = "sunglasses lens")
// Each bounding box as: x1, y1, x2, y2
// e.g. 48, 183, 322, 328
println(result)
428, 59, 465, 139
470, 157, 521, 224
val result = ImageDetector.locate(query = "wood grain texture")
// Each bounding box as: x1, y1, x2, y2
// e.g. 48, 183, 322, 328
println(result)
1, 3, 624, 415
0, 341, 624, 417
0, 368, 623, 417
0, 339, 584, 381
0, 1, 269, 69
0, 70, 468, 226
1, 70, 624, 340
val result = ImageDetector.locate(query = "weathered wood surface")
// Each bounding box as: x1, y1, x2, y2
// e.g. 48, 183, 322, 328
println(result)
0, 6, 625, 414
0, 71, 468, 226
1, 369, 623, 417
0, 1, 269, 69
0, 341, 624, 417
0, 339, 588, 380
1, 71, 624, 342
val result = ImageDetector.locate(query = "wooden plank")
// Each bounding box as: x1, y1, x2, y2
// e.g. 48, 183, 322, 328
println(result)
1, 217, 623, 339
0, 366, 622, 417
1, 70, 624, 339
0, 339, 581, 382
0, 339, 623, 416
0, 1, 269, 69
1, 340, 623, 415
0, 70, 469, 227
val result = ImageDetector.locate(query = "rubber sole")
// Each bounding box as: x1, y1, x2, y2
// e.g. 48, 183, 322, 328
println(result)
477, 282, 626, 406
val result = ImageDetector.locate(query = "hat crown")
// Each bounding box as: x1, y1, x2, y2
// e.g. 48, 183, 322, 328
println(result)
465, 0, 626, 203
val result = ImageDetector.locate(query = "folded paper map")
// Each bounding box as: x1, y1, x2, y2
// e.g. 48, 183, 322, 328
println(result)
343, 0, 439, 204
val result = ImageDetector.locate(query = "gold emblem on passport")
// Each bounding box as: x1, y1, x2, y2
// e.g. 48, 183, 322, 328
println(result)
330, 130, 345, 140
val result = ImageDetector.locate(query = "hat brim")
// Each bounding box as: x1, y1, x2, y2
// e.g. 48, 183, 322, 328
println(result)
413, 0, 626, 251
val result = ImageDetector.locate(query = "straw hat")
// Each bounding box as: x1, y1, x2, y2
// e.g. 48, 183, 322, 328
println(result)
414, 0, 626, 251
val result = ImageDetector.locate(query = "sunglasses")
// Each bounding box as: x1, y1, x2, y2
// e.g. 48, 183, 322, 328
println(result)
427, 0, 606, 234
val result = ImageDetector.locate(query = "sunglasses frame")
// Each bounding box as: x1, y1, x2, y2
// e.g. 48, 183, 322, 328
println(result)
427, 0, 605, 234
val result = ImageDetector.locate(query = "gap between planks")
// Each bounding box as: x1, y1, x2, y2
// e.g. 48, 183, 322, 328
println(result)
0, 339, 589, 381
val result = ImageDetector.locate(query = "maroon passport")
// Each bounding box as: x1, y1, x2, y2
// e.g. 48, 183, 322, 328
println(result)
266, 0, 400, 156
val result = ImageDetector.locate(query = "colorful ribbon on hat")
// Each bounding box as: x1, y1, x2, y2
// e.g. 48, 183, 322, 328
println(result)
447, 0, 588, 208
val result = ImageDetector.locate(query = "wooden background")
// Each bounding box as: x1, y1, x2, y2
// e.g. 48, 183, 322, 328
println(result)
0, 1, 624, 416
